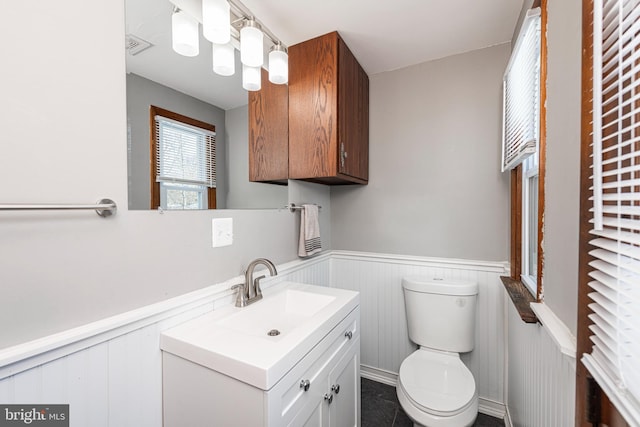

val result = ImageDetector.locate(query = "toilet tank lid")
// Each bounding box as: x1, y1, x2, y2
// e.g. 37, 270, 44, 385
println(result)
402, 276, 478, 296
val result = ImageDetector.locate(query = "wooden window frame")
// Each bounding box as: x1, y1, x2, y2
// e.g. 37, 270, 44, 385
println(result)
149, 105, 217, 210
575, 1, 630, 425
501, 0, 547, 323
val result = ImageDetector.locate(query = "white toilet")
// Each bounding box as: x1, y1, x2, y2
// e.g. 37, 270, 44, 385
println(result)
396, 277, 479, 427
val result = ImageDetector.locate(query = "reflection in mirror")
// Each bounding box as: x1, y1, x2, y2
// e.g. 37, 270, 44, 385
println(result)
125, 0, 288, 210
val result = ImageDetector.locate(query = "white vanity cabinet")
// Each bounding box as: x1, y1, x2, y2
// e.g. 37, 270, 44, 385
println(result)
161, 284, 360, 427
292, 336, 361, 427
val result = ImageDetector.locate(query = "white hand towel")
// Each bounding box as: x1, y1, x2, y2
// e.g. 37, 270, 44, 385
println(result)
298, 204, 322, 257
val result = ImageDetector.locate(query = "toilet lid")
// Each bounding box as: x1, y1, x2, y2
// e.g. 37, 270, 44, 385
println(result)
398, 350, 476, 415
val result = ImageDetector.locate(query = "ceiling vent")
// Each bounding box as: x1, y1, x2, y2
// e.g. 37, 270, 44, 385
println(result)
125, 34, 153, 56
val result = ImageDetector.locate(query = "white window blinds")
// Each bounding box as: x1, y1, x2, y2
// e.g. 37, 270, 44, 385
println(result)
583, 0, 640, 424
155, 115, 216, 188
501, 8, 541, 172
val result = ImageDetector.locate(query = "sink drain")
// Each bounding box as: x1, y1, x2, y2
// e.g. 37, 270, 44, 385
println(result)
267, 329, 281, 336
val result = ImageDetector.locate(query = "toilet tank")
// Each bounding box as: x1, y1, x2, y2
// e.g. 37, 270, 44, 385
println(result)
402, 277, 478, 353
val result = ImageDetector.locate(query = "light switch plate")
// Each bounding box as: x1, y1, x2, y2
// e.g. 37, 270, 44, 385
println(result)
212, 218, 233, 247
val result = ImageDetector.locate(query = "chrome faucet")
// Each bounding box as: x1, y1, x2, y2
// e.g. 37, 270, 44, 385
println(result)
232, 258, 278, 307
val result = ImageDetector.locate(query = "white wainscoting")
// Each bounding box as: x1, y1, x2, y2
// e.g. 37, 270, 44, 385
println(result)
505, 301, 577, 427
329, 251, 510, 418
0, 255, 331, 427
0, 250, 576, 426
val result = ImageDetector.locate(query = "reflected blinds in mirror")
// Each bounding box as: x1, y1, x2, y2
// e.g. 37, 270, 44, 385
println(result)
154, 115, 216, 188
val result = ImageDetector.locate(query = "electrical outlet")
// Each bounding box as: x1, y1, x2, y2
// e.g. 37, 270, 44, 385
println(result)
212, 218, 233, 247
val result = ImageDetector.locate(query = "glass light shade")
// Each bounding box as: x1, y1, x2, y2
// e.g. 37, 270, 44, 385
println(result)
240, 23, 264, 67
242, 65, 261, 91
212, 43, 235, 76
268, 46, 288, 84
172, 9, 199, 57
202, 0, 230, 44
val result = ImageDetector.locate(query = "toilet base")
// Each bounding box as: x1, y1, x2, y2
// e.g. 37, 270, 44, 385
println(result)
396, 380, 478, 427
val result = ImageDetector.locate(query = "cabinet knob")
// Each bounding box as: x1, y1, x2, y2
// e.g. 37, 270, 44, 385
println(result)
344, 330, 353, 340
300, 379, 311, 392
331, 384, 340, 394
324, 393, 333, 404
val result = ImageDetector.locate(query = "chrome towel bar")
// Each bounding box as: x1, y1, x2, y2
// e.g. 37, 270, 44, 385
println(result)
0, 198, 117, 218
285, 203, 322, 212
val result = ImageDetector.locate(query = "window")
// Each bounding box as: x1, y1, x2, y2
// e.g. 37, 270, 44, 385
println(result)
521, 153, 539, 291
501, 6, 544, 301
577, 0, 640, 424
150, 106, 217, 210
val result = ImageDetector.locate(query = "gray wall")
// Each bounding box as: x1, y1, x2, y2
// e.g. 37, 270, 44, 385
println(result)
331, 44, 511, 262
0, 0, 300, 349
224, 105, 288, 209
126, 73, 228, 210
541, 0, 581, 335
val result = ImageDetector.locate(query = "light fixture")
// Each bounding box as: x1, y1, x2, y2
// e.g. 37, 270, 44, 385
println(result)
202, 0, 231, 44
268, 43, 288, 84
240, 18, 264, 67
242, 64, 261, 91
168, 1, 287, 91
212, 43, 235, 76
171, 7, 199, 57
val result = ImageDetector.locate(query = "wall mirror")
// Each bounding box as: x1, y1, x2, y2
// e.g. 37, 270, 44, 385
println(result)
124, 0, 288, 210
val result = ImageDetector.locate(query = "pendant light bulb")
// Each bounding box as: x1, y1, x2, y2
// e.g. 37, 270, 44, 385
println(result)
242, 65, 261, 91
171, 8, 199, 57
240, 18, 264, 67
268, 43, 288, 84
212, 43, 235, 76
203, 0, 231, 44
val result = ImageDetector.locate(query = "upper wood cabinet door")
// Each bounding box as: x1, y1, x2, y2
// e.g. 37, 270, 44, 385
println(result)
338, 37, 369, 182
249, 68, 289, 184
289, 32, 369, 185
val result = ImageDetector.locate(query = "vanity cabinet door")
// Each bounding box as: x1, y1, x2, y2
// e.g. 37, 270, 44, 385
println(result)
291, 398, 326, 427
327, 338, 360, 427
288, 31, 369, 185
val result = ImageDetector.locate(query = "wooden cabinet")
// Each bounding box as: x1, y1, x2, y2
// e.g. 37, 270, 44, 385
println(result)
288, 31, 369, 185
249, 68, 289, 184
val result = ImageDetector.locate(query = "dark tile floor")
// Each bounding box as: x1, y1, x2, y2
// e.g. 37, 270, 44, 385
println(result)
361, 378, 504, 427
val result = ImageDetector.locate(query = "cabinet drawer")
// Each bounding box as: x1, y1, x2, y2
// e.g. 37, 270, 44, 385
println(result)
266, 306, 360, 426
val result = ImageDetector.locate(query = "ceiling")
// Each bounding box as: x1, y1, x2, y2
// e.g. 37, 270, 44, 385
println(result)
125, 0, 523, 110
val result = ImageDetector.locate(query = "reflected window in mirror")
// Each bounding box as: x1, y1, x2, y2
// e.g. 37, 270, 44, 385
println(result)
150, 105, 217, 210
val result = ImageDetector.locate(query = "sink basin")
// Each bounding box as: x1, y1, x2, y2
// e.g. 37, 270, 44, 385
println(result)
160, 281, 359, 390
216, 289, 336, 339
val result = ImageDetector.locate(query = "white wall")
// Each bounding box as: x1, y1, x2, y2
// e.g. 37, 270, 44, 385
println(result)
0, 0, 303, 349
0, 257, 331, 427
331, 44, 511, 262
541, 0, 581, 336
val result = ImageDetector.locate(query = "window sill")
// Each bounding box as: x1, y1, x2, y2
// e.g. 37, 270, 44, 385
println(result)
500, 276, 538, 323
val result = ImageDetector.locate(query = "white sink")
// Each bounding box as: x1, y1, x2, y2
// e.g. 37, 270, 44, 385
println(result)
160, 281, 359, 390
216, 289, 336, 339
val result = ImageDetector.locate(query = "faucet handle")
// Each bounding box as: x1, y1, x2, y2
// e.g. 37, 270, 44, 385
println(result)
231, 284, 247, 307
253, 275, 266, 297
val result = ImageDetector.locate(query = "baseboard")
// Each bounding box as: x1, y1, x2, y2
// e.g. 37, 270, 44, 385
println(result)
504, 406, 513, 427
478, 397, 507, 419
360, 364, 397, 386
361, 365, 507, 420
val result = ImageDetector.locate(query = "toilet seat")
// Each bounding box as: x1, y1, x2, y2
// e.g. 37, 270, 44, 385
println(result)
398, 349, 476, 417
